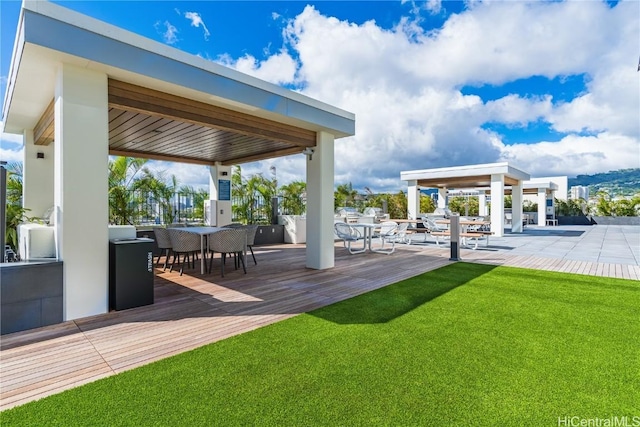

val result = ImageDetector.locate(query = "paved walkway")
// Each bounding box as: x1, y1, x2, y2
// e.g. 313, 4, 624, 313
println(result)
472, 225, 639, 266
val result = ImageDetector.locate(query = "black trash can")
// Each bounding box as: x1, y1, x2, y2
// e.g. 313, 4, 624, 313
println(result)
109, 238, 155, 311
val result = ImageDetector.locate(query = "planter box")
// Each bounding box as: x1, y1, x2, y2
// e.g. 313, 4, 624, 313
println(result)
1, 261, 63, 334
254, 225, 284, 245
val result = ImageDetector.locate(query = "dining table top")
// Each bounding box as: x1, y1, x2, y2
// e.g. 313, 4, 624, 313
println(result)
167, 226, 229, 235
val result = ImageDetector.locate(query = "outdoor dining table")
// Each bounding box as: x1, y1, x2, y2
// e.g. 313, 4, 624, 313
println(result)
348, 223, 391, 254
167, 226, 229, 275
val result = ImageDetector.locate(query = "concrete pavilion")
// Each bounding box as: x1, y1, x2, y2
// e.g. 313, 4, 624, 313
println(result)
1, 1, 355, 321
401, 162, 531, 237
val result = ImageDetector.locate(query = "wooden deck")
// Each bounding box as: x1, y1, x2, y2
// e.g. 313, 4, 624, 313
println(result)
1, 242, 638, 411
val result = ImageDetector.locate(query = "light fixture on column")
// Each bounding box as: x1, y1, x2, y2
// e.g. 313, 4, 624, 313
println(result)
36, 152, 45, 159
302, 147, 315, 161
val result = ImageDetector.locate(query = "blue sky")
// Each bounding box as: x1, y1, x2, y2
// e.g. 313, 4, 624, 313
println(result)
1, 0, 639, 192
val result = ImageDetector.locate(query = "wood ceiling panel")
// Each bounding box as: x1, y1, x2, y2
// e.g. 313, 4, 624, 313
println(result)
32, 81, 320, 165
110, 115, 166, 146
108, 79, 316, 147
34, 99, 54, 146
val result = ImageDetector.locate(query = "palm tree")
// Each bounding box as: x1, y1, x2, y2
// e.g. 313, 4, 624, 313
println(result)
280, 181, 306, 215
335, 183, 358, 209
108, 157, 149, 225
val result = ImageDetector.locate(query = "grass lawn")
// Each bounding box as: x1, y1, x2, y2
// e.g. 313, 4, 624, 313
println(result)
2, 263, 639, 426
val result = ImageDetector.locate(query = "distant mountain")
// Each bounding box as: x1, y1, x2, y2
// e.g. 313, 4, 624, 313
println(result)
568, 168, 640, 196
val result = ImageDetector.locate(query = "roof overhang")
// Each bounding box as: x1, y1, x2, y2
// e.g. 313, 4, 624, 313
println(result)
401, 162, 530, 189
2, 1, 355, 165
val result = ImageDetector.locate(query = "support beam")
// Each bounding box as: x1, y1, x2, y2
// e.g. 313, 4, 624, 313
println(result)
511, 181, 523, 233
407, 180, 419, 219
54, 64, 109, 321
437, 188, 447, 209
306, 131, 334, 270
208, 163, 232, 226
23, 129, 54, 218
478, 192, 487, 217
490, 174, 504, 237
537, 189, 546, 226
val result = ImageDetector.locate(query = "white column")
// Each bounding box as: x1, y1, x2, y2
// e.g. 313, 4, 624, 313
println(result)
306, 132, 334, 270
54, 64, 109, 321
407, 180, 419, 219
511, 181, 523, 233
23, 130, 54, 217
537, 188, 546, 226
437, 188, 447, 209
478, 193, 487, 217
209, 163, 232, 226
490, 174, 504, 237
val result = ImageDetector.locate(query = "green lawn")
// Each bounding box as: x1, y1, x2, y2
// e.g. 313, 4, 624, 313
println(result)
2, 263, 639, 426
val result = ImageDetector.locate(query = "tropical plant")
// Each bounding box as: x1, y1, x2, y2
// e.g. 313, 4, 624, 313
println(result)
504, 195, 512, 209
108, 157, 150, 225
4, 162, 31, 252
523, 200, 538, 212
447, 196, 479, 216
420, 194, 436, 215
231, 166, 277, 224
555, 198, 589, 216
334, 183, 358, 209
280, 181, 306, 215
180, 186, 209, 222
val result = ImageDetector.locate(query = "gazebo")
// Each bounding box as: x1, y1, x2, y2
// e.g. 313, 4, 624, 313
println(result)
401, 162, 531, 237
1, 1, 355, 321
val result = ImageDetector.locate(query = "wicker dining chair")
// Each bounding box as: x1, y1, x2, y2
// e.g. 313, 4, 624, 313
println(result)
225, 224, 259, 265
152, 227, 173, 271
208, 228, 247, 277
167, 228, 201, 276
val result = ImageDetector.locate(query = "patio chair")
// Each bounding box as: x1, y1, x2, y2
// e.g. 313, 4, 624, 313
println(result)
208, 228, 247, 277
373, 221, 399, 254
152, 227, 173, 270
226, 224, 259, 265
421, 216, 450, 247
422, 216, 448, 233
167, 228, 201, 276
334, 222, 366, 254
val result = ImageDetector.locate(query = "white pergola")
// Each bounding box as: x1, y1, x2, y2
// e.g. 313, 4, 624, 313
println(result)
2, 1, 355, 321
401, 162, 531, 237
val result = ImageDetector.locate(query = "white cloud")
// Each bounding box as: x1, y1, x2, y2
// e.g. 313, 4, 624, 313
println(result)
0, 146, 23, 163
145, 161, 209, 190
155, 20, 179, 45
184, 11, 210, 41
218, 50, 297, 86
498, 133, 640, 177
266, 1, 640, 191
